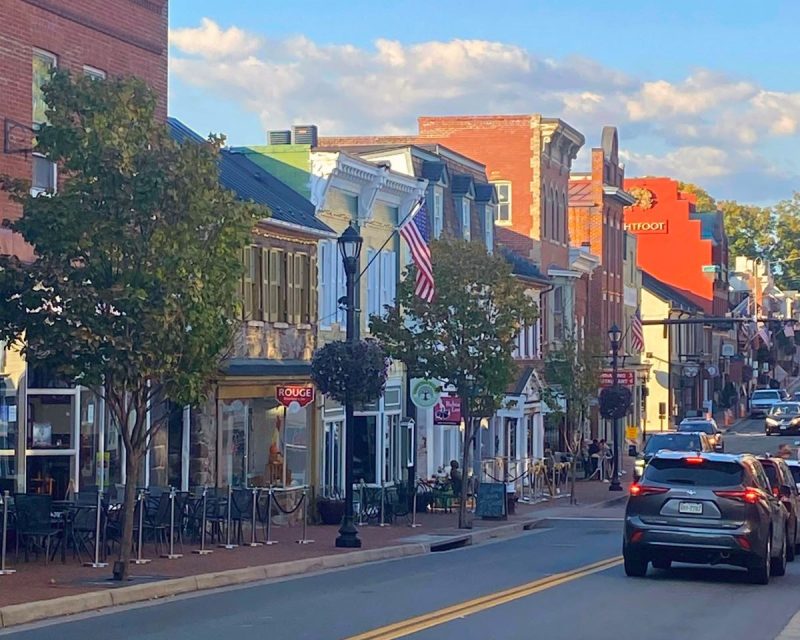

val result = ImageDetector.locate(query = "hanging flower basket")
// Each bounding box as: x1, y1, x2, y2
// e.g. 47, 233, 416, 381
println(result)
311, 339, 389, 405
599, 385, 632, 420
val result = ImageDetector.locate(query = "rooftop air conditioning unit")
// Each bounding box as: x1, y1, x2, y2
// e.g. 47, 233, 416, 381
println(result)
293, 125, 318, 146
268, 130, 291, 145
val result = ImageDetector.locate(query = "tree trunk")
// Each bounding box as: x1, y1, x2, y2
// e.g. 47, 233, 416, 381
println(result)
113, 448, 142, 581
458, 398, 472, 529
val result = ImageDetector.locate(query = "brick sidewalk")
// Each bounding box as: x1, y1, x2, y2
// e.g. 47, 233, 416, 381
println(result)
0, 461, 630, 610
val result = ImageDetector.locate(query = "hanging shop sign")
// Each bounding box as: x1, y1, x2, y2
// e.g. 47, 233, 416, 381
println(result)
410, 379, 441, 409
276, 385, 315, 408
434, 396, 462, 425
599, 370, 635, 387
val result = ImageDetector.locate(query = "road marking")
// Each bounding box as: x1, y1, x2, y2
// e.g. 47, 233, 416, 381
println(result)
344, 556, 622, 640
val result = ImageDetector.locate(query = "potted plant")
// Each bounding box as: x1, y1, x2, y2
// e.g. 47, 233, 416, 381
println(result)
311, 338, 389, 405
317, 495, 346, 525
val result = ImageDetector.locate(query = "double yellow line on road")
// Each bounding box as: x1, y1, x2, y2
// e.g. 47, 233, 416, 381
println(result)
346, 555, 623, 640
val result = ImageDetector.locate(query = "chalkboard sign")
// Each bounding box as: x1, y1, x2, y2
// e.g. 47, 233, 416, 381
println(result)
476, 482, 506, 519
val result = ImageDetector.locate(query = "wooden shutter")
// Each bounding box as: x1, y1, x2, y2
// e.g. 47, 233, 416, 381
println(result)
294, 253, 305, 324
286, 251, 295, 324
243, 246, 253, 320
268, 249, 281, 323
261, 247, 270, 322
310, 254, 318, 324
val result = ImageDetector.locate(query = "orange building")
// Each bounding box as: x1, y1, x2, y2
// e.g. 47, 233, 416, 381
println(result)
623, 177, 729, 317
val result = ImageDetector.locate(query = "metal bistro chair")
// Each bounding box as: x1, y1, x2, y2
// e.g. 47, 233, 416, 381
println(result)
14, 494, 61, 564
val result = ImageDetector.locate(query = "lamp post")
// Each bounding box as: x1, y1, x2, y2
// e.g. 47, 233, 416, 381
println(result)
608, 324, 623, 492
336, 224, 363, 548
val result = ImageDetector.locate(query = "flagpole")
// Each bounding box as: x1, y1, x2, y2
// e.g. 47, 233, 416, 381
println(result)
358, 198, 423, 281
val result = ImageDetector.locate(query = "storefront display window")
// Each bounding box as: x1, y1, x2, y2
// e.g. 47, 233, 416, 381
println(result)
79, 391, 101, 490
323, 420, 343, 495
353, 415, 377, 485
28, 394, 73, 449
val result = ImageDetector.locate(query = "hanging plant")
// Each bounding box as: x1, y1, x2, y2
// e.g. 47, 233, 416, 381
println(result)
599, 385, 632, 419
311, 339, 390, 405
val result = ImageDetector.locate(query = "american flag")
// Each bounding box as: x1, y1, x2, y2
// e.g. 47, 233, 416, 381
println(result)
631, 308, 645, 353
399, 198, 435, 302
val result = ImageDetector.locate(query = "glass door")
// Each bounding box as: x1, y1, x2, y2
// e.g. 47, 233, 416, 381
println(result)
26, 390, 78, 498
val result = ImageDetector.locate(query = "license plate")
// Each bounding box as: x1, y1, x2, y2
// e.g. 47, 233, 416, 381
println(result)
781, 425, 788, 430
679, 502, 703, 515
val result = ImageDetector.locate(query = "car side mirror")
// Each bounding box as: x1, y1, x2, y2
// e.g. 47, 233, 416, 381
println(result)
781, 485, 793, 498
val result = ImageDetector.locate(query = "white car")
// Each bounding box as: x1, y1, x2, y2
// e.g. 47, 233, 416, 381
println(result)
786, 459, 800, 492
750, 389, 783, 417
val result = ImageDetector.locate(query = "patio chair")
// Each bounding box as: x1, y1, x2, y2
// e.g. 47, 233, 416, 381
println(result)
14, 494, 61, 563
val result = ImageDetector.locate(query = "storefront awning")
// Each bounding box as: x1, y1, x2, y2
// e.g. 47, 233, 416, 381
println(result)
219, 358, 311, 378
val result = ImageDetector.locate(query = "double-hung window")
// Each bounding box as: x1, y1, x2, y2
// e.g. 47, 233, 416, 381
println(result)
492, 181, 512, 225
461, 199, 471, 241
432, 189, 443, 239
32, 49, 57, 196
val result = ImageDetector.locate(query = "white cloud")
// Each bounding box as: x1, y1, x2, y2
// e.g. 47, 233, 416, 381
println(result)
169, 20, 800, 201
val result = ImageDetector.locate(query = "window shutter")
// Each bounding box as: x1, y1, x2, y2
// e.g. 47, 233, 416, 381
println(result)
268, 249, 280, 323
294, 253, 305, 324
318, 243, 328, 325
336, 252, 346, 325
310, 253, 318, 324
243, 246, 253, 320
367, 249, 378, 318
286, 252, 295, 324
261, 247, 270, 322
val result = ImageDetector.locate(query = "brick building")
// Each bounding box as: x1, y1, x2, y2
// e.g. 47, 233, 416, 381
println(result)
0, 0, 168, 495
568, 127, 635, 343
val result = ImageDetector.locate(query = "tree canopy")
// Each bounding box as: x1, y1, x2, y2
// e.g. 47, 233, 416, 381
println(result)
0, 70, 263, 577
678, 182, 716, 211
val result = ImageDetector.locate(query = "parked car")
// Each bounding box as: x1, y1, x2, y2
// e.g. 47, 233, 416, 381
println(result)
634, 431, 714, 481
792, 392, 800, 402
785, 459, 800, 491
678, 418, 724, 451
765, 402, 800, 435
758, 456, 800, 560
750, 389, 784, 417
624, 452, 788, 584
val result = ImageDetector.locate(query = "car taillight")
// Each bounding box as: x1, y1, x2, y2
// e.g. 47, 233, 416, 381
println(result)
684, 456, 705, 464
714, 488, 761, 504
630, 484, 668, 497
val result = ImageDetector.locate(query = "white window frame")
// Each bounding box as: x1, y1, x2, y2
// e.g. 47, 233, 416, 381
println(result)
83, 65, 107, 80
484, 204, 494, 253
433, 188, 444, 239
31, 153, 57, 196
461, 198, 471, 241
492, 181, 512, 225
32, 48, 57, 128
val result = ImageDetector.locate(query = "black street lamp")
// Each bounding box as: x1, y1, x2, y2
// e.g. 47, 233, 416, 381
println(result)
608, 323, 623, 492
335, 224, 363, 549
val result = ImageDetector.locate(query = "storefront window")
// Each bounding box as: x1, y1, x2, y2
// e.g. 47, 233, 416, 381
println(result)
105, 410, 123, 490
79, 391, 101, 490
284, 405, 309, 487
323, 420, 343, 495
353, 415, 377, 485
0, 385, 18, 492
28, 394, 73, 449
220, 399, 248, 487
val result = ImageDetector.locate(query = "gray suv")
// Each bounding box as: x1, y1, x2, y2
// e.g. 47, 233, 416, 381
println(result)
624, 452, 788, 584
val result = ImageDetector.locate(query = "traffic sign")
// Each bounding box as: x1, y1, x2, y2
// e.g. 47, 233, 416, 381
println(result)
599, 370, 635, 387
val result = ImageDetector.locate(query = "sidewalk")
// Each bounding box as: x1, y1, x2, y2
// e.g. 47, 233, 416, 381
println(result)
0, 464, 630, 627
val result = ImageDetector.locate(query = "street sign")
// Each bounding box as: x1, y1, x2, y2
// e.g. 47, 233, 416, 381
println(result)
410, 379, 440, 409
276, 385, 315, 408
599, 370, 635, 387
434, 396, 462, 425
625, 426, 639, 440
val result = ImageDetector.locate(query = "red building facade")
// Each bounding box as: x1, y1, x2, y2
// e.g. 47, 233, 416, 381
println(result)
623, 177, 728, 316
0, 0, 168, 253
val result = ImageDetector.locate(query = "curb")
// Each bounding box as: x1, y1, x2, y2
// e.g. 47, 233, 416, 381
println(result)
0, 520, 543, 629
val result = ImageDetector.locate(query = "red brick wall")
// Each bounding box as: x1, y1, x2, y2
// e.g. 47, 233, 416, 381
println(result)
0, 0, 168, 230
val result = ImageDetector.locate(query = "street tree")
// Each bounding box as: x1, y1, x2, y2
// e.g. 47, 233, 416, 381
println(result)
370, 239, 539, 529
774, 193, 800, 289
542, 336, 602, 504
0, 71, 261, 579
718, 200, 775, 266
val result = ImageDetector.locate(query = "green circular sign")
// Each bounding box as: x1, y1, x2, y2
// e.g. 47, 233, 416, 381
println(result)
411, 380, 440, 409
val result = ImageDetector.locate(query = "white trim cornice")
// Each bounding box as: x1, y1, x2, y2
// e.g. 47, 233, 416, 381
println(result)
603, 185, 636, 205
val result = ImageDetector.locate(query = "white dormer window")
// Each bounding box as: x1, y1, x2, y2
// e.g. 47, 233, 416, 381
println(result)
461, 199, 471, 241
492, 181, 511, 225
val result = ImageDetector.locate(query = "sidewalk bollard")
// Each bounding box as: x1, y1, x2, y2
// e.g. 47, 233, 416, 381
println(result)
409, 483, 421, 528
84, 489, 108, 568
263, 487, 278, 545
162, 487, 183, 559
379, 482, 389, 527
193, 487, 212, 555
295, 488, 314, 545
219, 485, 237, 550
0, 491, 15, 575
132, 489, 151, 565
246, 487, 263, 547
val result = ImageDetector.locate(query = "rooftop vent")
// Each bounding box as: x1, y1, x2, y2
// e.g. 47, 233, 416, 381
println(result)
268, 130, 292, 145
292, 125, 318, 146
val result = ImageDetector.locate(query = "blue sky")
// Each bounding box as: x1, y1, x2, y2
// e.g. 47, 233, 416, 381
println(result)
169, 1, 800, 204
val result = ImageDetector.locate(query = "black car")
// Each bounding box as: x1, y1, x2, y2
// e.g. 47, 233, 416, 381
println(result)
624, 452, 788, 584
758, 456, 800, 560
765, 402, 800, 435
677, 418, 724, 451
633, 431, 714, 481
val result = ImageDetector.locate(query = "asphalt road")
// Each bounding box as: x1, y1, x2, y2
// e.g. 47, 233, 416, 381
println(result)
724, 415, 800, 456
4, 511, 800, 640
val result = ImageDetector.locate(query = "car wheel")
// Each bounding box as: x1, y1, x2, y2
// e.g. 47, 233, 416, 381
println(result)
748, 536, 771, 585
772, 531, 788, 577
623, 548, 648, 577
651, 558, 671, 570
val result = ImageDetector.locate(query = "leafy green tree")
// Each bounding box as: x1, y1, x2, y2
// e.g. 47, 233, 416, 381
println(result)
678, 182, 716, 211
370, 239, 539, 528
0, 71, 262, 579
542, 336, 602, 504
718, 200, 775, 266
774, 193, 800, 289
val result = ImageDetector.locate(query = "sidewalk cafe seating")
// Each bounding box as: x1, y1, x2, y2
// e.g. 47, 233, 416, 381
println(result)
14, 494, 61, 564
